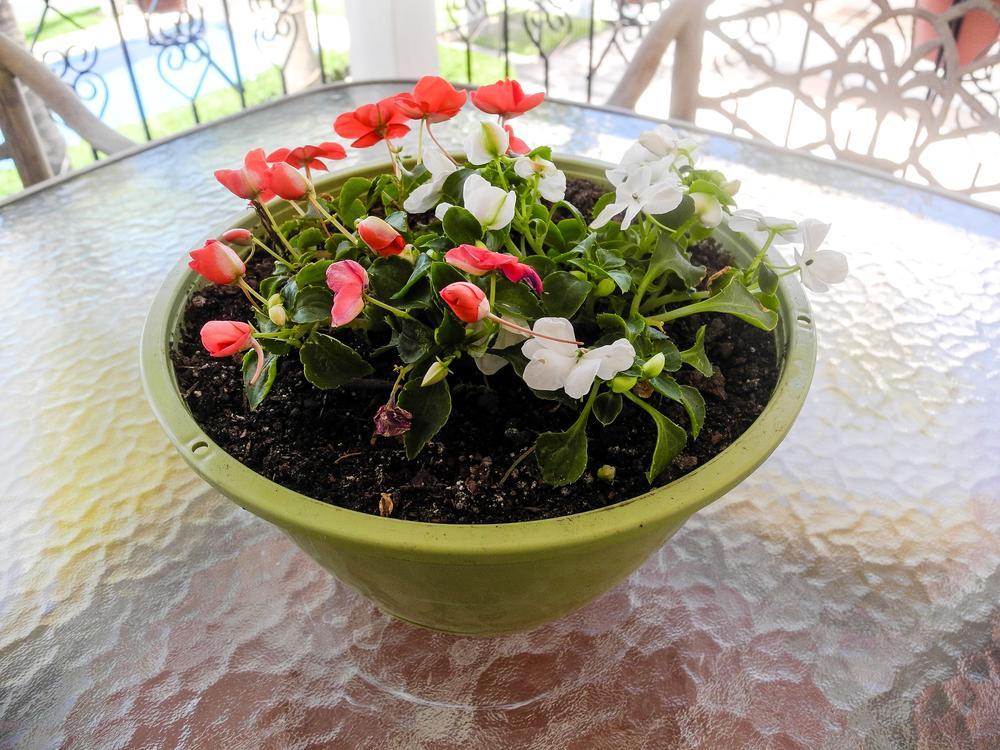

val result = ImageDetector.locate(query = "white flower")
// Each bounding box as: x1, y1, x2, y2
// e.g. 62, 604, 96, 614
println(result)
404, 147, 457, 213
475, 316, 527, 375
521, 318, 636, 399
637, 124, 696, 165
691, 192, 723, 228
591, 164, 684, 230
514, 155, 566, 202
794, 219, 848, 292
465, 120, 509, 165
727, 209, 801, 247
435, 173, 516, 231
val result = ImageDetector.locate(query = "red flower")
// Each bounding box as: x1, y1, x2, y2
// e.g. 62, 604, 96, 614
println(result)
471, 79, 544, 120
221, 228, 253, 246
445, 245, 543, 295
189, 240, 246, 285
267, 162, 312, 200
395, 76, 467, 124
326, 260, 369, 327
358, 216, 405, 256
440, 281, 490, 323
334, 97, 410, 148
214, 148, 274, 201
200, 320, 253, 357
266, 142, 346, 172
504, 124, 530, 155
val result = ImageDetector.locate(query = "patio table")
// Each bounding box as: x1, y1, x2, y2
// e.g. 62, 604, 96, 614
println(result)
1, 80, 998, 749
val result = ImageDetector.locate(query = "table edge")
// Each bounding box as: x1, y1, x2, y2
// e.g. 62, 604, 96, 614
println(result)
1, 77, 996, 217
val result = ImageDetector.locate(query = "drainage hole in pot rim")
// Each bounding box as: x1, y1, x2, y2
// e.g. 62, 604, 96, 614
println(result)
191, 440, 210, 457
796, 314, 812, 328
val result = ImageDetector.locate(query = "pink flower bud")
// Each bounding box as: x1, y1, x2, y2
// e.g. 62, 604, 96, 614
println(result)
440, 281, 490, 323
188, 240, 246, 285
200, 321, 252, 357
326, 259, 369, 327
268, 162, 311, 200
444, 245, 543, 295
221, 228, 253, 245
357, 216, 406, 257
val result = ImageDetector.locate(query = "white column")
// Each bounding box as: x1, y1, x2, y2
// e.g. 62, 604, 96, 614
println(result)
345, 0, 439, 80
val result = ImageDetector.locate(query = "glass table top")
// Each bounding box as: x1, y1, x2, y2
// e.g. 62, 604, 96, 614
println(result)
1, 80, 998, 749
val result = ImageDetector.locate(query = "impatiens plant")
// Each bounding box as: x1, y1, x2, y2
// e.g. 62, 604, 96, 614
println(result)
189, 77, 847, 486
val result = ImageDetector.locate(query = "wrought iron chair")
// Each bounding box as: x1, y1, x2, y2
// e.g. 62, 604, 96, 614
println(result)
0, 32, 133, 188
609, 0, 1000, 203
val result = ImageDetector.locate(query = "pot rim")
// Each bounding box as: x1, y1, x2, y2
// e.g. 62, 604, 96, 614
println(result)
140, 154, 817, 560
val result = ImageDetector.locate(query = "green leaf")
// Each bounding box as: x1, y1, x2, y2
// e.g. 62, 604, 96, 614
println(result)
299, 332, 374, 389
688, 178, 735, 205
556, 217, 585, 244
294, 227, 325, 249
429, 261, 465, 293
535, 419, 589, 486
758, 263, 779, 294
295, 259, 334, 288
679, 324, 713, 376
650, 376, 706, 438
648, 236, 706, 288
596, 312, 629, 338
392, 252, 433, 299
368, 256, 414, 303
625, 392, 687, 482
522, 255, 556, 279
434, 312, 467, 346
495, 278, 544, 319
441, 168, 474, 203
593, 392, 623, 426
242, 351, 278, 410
290, 286, 332, 324
385, 210, 408, 233
640, 328, 682, 371
542, 271, 592, 318
394, 318, 434, 362
654, 278, 779, 331
397, 378, 451, 459
442, 205, 483, 245
339, 176, 370, 212
650, 194, 694, 229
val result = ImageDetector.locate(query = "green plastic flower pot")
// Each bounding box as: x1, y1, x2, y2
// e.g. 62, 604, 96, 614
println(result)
140, 155, 816, 635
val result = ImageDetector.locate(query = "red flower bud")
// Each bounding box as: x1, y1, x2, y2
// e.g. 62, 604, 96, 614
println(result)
504, 124, 530, 155
395, 76, 467, 124
268, 162, 311, 200
221, 228, 253, 245
326, 259, 369, 327
200, 321, 253, 357
188, 240, 246, 285
440, 281, 490, 323
214, 148, 274, 201
471, 79, 544, 120
357, 216, 405, 256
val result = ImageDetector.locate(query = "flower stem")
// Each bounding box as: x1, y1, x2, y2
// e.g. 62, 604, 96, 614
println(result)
237, 277, 269, 305
365, 294, 418, 322
486, 313, 582, 345
416, 121, 425, 163
426, 123, 459, 165
247, 336, 265, 385
308, 193, 353, 237
251, 237, 285, 263
259, 201, 297, 257
745, 230, 777, 280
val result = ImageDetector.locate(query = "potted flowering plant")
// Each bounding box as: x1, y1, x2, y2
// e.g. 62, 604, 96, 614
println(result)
142, 77, 846, 634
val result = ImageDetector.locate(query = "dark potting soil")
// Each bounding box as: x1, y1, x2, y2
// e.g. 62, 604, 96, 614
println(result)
171, 180, 779, 523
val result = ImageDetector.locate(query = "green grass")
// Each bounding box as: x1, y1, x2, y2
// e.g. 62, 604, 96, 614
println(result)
20, 4, 104, 45
455, 10, 598, 57
438, 44, 513, 85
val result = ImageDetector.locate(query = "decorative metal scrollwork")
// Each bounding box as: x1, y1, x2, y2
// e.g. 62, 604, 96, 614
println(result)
143, 2, 242, 124
699, 0, 1000, 202
522, 0, 574, 90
